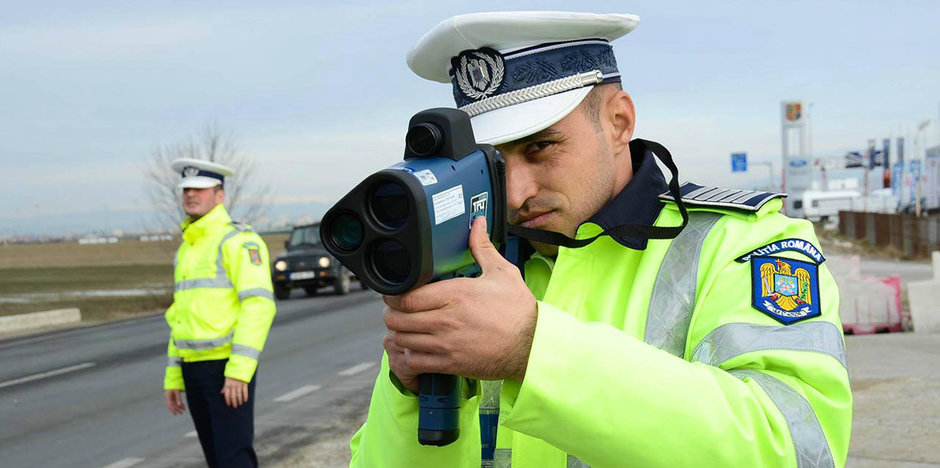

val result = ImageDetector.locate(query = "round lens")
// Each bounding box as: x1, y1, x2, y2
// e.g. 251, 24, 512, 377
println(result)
370, 182, 409, 230
406, 123, 442, 156
329, 213, 363, 251
371, 239, 410, 285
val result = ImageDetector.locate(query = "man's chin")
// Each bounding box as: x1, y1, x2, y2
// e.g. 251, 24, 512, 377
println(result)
528, 239, 559, 257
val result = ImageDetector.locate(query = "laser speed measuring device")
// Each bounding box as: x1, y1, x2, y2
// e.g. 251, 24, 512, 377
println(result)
320, 107, 507, 446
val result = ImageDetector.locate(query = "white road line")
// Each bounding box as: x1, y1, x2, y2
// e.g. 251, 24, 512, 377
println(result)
338, 362, 375, 376
0, 362, 96, 390
274, 385, 321, 403
185, 431, 198, 438
101, 457, 144, 468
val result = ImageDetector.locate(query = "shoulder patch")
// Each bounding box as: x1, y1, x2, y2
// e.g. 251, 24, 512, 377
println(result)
735, 238, 826, 264
659, 182, 786, 213
751, 256, 821, 325
243, 241, 262, 265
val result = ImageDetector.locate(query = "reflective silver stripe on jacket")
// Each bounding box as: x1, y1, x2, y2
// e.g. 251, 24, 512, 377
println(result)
644, 212, 722, 357
237, 288, 275, 302
175, 330, 234, 350
174, 225, 250, 292
231, 343, 261, 360
692, 321, 847, 369
176, 277, 232, 291
731, 369, 835, 468
167, 356, 182, 367
493, 448, 512, 468
491, 451, 590, 468
566, 454, 591, 468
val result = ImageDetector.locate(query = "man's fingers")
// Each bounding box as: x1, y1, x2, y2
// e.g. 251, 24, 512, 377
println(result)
166, 390, 185, 415
384, 305, 452, 333
400, 348, 452, 375
468, 216, 507, 274
240, 383, 249, 405
382, 280, 455, 313
393, 330, 451, 355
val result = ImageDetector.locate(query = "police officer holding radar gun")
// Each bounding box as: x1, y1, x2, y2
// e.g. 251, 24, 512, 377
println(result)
163, 158, 276, 468
325, 11, 852, 468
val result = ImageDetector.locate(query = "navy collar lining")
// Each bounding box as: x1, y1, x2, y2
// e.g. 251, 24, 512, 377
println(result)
585, 139, 668, 250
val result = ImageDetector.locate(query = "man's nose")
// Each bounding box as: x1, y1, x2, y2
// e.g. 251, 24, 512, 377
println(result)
504, 158, 538, 212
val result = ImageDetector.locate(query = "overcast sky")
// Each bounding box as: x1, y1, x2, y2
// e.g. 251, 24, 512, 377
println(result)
1, 0, 938, 235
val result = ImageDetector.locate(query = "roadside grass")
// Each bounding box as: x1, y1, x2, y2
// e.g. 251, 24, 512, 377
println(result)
0, 264, 174, 319
0, 234, 289, 321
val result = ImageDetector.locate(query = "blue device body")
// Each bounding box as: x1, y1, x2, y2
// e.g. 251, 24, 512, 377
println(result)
388, 148, 496, 281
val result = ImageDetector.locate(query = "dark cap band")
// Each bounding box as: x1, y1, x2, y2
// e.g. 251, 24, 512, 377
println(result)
449, 39, 620, 109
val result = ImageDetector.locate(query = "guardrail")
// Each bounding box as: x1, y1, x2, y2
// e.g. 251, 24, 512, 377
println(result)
839, 211, 940, 258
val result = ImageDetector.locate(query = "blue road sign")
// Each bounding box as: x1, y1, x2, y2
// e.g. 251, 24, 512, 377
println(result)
731, 152, 747, 172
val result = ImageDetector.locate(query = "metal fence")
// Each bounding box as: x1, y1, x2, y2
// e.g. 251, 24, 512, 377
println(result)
839, 211, 940, 258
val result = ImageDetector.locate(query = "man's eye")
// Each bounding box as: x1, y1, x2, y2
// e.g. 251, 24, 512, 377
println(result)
527, 141, 554, 155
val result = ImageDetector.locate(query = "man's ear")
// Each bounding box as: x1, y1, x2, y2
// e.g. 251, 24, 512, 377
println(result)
605, 90, 636, 155
215, 188, 226, 205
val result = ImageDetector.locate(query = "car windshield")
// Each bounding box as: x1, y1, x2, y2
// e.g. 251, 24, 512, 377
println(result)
289, 226, 321, 248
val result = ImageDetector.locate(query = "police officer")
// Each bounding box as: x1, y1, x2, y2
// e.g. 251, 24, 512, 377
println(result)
350, 11, 852, 468
163, 158, 276, 468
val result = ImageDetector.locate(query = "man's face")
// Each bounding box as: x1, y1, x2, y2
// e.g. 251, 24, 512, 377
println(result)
182, 186, 224, 218
496, 98, 629, 257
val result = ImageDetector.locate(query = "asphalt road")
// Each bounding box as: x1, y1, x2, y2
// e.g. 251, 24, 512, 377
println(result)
0, 287, 385, 468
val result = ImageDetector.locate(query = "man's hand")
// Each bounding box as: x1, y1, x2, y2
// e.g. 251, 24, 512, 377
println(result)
165, 389, 186, 415
221, 377, 249, 408
383, 216, 538, 394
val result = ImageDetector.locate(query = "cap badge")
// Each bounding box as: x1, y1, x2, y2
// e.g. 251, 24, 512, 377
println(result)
183, 166, 200, 177
454, 48, 504, 101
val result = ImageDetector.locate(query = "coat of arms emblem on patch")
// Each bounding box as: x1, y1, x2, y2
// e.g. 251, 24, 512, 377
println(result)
751, 256, 821, 325
453, 48, 505, 101
244, 242, 262, 266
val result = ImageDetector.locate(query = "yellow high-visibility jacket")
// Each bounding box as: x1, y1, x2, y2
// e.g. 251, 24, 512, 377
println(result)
164, 203, 276, 389
349, 185, 851, 467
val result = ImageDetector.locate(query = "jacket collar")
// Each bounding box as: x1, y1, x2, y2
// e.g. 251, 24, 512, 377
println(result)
584, 139, 668, 251
181, 203, 231, 243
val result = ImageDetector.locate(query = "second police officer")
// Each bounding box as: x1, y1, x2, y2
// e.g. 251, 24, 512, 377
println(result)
163, 158, 277, 468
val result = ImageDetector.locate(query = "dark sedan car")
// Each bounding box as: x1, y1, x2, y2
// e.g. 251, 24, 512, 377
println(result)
271, 223, 357, 299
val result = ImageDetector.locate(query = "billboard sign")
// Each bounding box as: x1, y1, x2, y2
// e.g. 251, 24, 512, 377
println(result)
784, 102, 803, 125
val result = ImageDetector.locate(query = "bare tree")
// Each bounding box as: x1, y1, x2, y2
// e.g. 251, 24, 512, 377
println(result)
144, 124, 271, 232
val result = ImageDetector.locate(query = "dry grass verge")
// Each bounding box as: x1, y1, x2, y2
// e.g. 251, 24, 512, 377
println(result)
0, 234, 288, 322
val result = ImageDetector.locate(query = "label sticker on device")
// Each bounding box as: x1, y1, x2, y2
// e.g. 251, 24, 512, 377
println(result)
412, 169, 438, 186
433, 185, 465, 225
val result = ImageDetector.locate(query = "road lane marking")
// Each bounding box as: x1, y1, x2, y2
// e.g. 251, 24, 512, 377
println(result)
102, 458, 144, 468
185, 431, 198, 438
274, 384, 321, 403
0, 362, 96, 390
338, 362, 375, 376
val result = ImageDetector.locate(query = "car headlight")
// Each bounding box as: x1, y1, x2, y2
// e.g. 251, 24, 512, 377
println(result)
318, 257, 330, 268
274, 260, 288, 271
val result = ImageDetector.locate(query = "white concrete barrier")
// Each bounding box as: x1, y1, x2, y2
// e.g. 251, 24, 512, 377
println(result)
908, 251, 940, 334
0, 308, 81, 334
830, 254, 905, 334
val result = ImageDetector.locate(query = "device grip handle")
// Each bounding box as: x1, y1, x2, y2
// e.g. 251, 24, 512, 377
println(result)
417, 373, 461, 446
